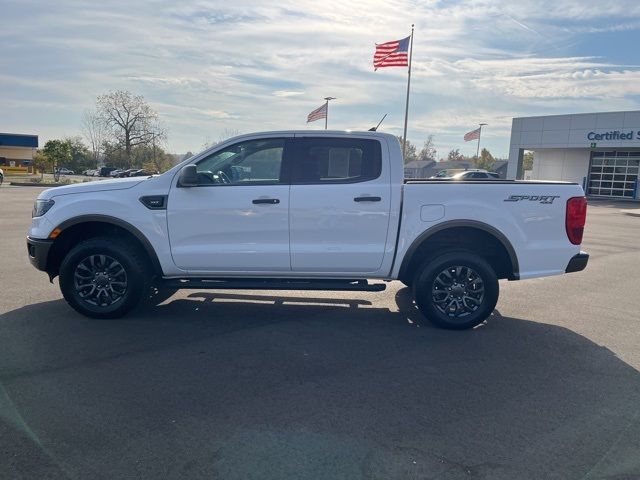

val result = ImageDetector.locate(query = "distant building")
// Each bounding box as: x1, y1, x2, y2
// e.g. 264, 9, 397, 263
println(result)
0, 133, 38, 174
404, 159, 435, 178
492, 160, 508, 179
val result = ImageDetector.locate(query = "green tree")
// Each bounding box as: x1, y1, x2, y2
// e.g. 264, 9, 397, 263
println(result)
32, 150, 53, 178
523, 151, 534, 171
474, 148, 495, 171
64, 136, 92, 172
447, 148, 463, 162
43, 139, 72, 171
418, 135, 437, 162
102, 141, 128, 169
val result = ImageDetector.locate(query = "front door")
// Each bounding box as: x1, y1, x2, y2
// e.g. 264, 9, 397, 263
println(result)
167, 136, 292, 273
288, 136, 392, 273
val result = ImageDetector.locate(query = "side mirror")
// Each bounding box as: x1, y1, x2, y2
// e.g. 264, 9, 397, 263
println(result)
178, 165, 199, 187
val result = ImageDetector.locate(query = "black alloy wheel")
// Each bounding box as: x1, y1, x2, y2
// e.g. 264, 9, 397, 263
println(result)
73, 254, 128, 307
59, 237, 150, 318
413, 251, 499, 330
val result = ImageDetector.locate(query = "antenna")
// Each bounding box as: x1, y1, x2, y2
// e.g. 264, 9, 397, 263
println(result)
369, 113, 388, 131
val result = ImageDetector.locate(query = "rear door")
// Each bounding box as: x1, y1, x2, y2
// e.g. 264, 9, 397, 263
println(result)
288, 136, 392, 274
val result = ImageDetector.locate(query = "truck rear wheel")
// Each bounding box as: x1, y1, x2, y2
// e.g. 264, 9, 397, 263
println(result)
59, 237, 151, 319
412, 251, 499, 330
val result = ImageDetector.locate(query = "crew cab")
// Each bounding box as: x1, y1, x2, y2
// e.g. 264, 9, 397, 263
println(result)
27, 131, 588, 329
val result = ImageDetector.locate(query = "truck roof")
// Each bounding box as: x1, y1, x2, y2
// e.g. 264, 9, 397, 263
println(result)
220, 130, 397, 141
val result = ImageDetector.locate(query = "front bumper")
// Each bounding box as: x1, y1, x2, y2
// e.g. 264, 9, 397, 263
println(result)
27, 236, 53, 271
565, 251, 589, 273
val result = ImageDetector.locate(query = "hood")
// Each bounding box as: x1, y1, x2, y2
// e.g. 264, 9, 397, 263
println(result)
39, 176, 148, 199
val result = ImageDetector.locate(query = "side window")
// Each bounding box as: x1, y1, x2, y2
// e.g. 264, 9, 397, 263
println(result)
292, 138, 382, 184
470, 172, 486, 179
195, 138, 285, 185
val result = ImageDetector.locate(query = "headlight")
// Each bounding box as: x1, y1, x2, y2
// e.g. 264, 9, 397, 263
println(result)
32, 199, 55, 217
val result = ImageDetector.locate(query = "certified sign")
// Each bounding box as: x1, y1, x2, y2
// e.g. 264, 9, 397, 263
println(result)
587, 130, 640, 141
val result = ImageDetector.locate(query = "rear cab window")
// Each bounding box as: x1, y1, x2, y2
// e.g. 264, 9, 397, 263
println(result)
291, 138, 382, 184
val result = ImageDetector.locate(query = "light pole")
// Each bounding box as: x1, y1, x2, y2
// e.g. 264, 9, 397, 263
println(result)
324, 97, 336, 130
476, 123, 488, 160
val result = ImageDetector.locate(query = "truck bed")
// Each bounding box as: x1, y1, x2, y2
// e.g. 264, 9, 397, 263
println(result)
404, 179, 578, 185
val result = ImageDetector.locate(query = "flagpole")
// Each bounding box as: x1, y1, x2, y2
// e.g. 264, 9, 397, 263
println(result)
324, 96, 336, 130
476, 123, 487, 160
325, 99, 328, 130
402, 24, 414, 160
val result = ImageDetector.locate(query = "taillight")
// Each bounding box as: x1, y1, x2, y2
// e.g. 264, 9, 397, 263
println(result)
566, 197, 587, 245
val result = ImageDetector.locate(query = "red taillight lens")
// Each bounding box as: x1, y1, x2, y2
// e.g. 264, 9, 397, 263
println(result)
566, 197, 587, 245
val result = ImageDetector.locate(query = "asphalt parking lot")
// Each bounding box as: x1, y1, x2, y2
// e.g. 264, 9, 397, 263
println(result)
1, 185, 640, 480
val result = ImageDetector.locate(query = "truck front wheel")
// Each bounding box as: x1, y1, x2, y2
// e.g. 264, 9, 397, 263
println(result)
59, 237, 151, 319
412, 251, 499, 330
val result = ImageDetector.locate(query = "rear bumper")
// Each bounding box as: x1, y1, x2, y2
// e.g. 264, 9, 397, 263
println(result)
27, 236, 53, 272
565, 251, 589, 273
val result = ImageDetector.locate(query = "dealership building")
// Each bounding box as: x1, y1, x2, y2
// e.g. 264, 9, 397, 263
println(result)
507, 110, 640, 200
0, 133, 38, 174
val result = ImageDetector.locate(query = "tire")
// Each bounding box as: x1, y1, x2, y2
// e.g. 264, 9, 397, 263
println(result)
412, 250, 499, 330
59, 236, 151, 319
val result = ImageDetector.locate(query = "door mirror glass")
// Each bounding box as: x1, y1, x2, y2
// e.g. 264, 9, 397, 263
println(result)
179, 165, 199, 187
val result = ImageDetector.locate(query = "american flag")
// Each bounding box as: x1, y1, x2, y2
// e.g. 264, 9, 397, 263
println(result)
464, 127, 481, 142
373, 36, 410, 70
307, 103, 327, 123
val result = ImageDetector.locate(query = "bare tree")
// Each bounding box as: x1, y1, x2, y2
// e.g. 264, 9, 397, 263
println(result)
95, 90, 163, 167
201, 128, 241, 151
147, 118, 169, 173
81, 109, 107, 168
418, 135, 437, 162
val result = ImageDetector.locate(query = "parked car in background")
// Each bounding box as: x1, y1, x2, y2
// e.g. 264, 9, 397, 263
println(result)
449, 170, 500, 180
109, 169, 123, 177
55, 167, 75, 175
430, 169, 465, 178
99, 167, 117, 177
130, 169, 154, 177
117, 169, 139, 178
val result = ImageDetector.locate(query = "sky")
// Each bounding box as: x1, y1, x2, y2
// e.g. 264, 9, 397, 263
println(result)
2, 0, 640, 158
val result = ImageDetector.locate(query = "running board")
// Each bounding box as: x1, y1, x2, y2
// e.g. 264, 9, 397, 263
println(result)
162, 278, 387, 292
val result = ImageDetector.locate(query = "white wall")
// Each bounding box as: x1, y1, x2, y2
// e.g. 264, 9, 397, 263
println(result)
531, 149, 589, 184
0, 146, 35, 160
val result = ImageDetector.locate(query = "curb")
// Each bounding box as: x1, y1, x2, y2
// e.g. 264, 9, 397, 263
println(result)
621, 209, 640, 217
9, 182, 67, 187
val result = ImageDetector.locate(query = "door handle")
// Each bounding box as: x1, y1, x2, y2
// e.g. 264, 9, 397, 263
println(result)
354, 196, 381, 202
252, 198, 280, 204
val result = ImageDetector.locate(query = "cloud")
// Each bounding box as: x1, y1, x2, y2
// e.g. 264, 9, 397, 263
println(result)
1, 0, 640, 157
273, 90, 305, 97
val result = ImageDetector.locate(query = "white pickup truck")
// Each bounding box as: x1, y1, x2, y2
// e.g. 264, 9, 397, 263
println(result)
27, 131, 588, 329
